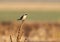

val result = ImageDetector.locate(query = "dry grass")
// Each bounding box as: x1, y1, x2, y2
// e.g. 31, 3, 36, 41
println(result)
17, 21, 25, 42
0, 21, 60, 42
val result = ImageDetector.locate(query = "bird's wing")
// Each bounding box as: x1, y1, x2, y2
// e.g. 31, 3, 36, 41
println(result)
19, 15, 24, 20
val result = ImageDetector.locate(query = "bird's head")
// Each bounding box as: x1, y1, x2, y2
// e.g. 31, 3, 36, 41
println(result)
25, 14, 28, 15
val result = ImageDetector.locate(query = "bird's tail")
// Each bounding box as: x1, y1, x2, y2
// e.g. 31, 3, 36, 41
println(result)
17, 19, 21, 20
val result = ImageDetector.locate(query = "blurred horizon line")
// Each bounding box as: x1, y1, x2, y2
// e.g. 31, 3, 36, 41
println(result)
0, 2, 60, 10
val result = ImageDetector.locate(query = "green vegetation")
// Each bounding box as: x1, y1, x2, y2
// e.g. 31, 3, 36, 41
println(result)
0, 10, 60, 21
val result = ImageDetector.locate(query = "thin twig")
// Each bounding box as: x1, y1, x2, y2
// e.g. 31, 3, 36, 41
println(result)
10, 35, 13, 42
24, 37, 28, 42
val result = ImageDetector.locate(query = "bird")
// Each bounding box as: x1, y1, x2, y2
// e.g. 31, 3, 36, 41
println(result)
18, 14, 28, 21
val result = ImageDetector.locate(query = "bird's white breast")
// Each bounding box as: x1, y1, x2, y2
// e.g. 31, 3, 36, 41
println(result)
22, 15, 27, 20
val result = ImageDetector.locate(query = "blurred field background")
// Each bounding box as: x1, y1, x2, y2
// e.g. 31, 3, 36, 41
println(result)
0, 2, 60, 21
0, 0, 60, 42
